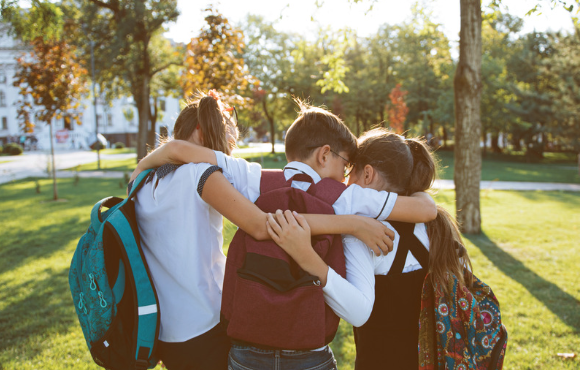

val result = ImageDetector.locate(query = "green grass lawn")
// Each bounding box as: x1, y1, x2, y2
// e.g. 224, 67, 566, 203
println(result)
67, 151, 285, 173
94, 148, 136, 155
1, 177, 578, 369
436, 150, 580, 183
71, 149, 580, 183
71, 157, 138, 172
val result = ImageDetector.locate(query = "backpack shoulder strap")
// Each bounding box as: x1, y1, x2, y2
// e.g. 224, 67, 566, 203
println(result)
388, 222, 430, 275
260, 169, 286, 193
106, 193, 158, 368
127, 169, 154, 199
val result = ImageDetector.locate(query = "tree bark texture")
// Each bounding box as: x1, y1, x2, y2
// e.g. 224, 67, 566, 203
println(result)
136, 74, 151, 161
454, 0, 482, 234
262, 98, 276, 154
49, 122, 58, 201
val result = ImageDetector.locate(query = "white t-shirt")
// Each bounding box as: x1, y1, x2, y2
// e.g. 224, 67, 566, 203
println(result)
134, 162, 257, 342
322, 223, 430, 327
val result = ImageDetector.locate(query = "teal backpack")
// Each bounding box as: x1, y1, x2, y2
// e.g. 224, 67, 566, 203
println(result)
69, 169, 159, 370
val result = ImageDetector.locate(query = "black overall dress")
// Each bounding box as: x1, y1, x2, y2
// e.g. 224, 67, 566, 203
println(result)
353, 221, 430, 370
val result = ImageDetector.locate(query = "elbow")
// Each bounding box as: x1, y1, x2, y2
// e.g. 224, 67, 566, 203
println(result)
351, 306, 373, 328
416, 197, 437, 223
422, 205, 437, 223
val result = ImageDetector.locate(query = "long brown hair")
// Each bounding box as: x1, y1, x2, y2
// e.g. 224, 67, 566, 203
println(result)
427, 206, 474, 293
355, 128, 472, 292
172, 91, 230, 154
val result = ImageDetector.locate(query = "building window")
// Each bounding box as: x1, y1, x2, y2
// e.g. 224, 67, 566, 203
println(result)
2, 117, 7, 130
0, 70, 6, 84
96, 114, 102, 127
107, 113, 113, 126
64, 116, 73, 131
159, 99, 166, 112
0, 91, 6, 107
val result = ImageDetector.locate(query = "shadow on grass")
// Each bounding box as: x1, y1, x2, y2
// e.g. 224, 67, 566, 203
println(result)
0, 264, 77, 354
466, 232, 580, 332
0, 219, 86, 276
0, 177, 123, 276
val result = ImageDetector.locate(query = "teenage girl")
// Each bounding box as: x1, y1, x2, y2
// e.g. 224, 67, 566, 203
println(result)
266, 128, 474, 369
132, 93, 400, 370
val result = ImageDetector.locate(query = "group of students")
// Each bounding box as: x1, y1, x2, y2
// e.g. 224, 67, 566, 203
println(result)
129, 90, 475, 370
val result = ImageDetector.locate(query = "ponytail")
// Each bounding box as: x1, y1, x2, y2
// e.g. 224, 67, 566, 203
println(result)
405, 138, 437, 195
172, 92, 230, 154
426, 205, 474, 295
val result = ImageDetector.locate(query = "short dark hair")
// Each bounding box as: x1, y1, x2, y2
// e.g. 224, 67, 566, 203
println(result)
285, 100, 357, 162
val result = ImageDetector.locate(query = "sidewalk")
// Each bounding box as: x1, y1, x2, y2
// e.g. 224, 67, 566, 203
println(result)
27, 171, 580, 192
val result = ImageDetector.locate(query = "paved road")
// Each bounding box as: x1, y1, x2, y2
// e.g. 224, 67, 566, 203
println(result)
0, 149, 135, 184
1, 145, 579, 191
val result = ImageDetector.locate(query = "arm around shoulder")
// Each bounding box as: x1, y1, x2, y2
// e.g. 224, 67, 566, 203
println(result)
200, 169, 269, 241
388, 192, 437, 223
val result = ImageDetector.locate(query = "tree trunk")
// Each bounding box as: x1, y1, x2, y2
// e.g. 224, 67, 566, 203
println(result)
482, 128, 487, 157
442, 125, 448, 149
454, 0, 482, 234
261, 98, 275, 154
147, 96, 158, 149
136, 75, 151, 161
491, 133, 501, 153
512, 133, 522, 151
49, 122, 58, 201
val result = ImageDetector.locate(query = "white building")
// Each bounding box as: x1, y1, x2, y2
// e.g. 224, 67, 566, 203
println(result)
0, 26, 182, 150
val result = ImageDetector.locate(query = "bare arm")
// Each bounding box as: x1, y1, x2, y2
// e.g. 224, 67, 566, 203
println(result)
201, 170, 269, 241
387, 192, 437, 223
304, 214, 394, 255
200, 172, 394, 248
130, 140, 217, 182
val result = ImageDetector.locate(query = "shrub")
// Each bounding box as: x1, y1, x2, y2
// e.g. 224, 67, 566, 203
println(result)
5, 143, 23, 155
0, 145, 3, 154
114, 142, 125, 149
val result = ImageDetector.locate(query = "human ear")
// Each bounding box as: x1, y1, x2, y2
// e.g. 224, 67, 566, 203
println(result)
363, 164, 375, 185
318, 145, 332, 167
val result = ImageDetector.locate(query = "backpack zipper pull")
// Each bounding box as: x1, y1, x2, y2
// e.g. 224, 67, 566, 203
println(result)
98, 291, 107, 308
79, 293, 87, 314
89, 273, 97, 291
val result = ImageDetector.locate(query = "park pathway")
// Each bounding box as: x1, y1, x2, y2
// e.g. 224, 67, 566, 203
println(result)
7, 169, 579, 192
1, 147, 579, 191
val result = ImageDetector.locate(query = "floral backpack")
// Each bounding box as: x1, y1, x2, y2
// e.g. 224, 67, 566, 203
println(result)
418, 271, 508, 370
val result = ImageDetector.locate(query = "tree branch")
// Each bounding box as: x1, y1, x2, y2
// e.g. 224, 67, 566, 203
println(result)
87, 0, 119, 13
150, 61, 183, 77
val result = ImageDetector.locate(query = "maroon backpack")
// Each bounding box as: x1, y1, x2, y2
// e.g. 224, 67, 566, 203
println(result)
221, 170, 347, 350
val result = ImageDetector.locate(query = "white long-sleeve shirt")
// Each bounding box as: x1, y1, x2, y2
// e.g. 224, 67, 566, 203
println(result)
322, 223, 430, 327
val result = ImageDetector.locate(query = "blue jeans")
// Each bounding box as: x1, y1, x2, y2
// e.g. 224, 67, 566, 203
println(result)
228, 344, 337, 370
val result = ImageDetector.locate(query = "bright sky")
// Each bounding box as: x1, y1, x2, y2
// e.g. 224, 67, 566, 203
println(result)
165, 0, 576, 48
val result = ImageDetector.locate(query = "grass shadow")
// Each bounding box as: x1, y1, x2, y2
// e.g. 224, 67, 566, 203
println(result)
0, 219, 86, 276
466, 232, 580, 332
0, 264, 77, 354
